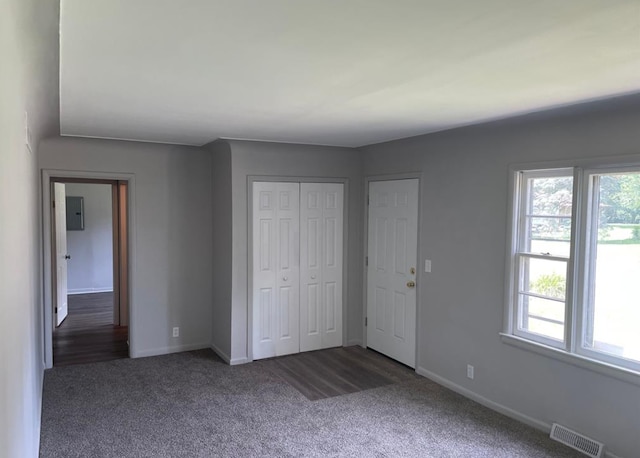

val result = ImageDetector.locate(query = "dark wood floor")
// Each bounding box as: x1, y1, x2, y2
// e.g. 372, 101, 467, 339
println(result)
53, 292, 128, 367
257, 346, 419, 400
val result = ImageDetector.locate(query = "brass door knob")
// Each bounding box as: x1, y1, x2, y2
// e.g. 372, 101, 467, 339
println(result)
407, 281, 416, 288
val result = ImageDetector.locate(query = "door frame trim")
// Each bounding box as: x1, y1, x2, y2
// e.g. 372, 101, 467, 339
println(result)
246, 175, 350, 363
41, 169, 136, 369
363, 172, 423, 370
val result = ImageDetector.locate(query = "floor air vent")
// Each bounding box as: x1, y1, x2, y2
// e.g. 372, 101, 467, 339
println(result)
550, 423, 604, 458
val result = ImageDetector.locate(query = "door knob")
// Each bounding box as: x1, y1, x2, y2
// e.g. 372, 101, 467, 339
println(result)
311, 275, 316, 279
406, 280, 415, 288
283, 276, 288, 281
64, 255, 71, 260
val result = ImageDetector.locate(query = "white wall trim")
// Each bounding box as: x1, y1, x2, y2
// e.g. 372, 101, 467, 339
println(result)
500, 333, 640, 387
606, 450, 624, 458
68, 288, 114, 295
415, 366, 623, 458
132, 342, 210, 359
60, 133, 199, 147
416, 366, 549, 431
41, 169, 136, 368
210, 342, 231, 364
230, 356, 250, 365
211, 342, 250, 365
346, 339, 363, 347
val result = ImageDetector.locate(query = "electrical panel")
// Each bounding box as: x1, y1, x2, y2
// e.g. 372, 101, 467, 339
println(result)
66, 196, 84, 231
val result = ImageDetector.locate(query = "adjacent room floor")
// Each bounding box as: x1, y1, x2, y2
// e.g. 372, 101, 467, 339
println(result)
53, 292, 128, 366
40, 347, 581, 457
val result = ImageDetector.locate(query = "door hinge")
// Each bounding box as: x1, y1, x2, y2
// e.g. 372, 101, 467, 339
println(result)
367, 195, 370, 205
365, 317, 368, 327
52, 200, 55, 208
365, 256, 368, 266
54, 307, 57, 313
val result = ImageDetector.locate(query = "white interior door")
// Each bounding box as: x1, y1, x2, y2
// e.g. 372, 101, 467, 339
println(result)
367, 179, 418, 367
54, 182, 69, 327
300, 183, 344, 352
252, 182, 300, 359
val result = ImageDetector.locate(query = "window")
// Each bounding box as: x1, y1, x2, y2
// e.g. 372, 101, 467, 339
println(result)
506, 165, 640, 375
513, 170, 573, 347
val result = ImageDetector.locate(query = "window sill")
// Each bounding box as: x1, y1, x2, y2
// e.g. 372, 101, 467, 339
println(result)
500, 333, 640, 387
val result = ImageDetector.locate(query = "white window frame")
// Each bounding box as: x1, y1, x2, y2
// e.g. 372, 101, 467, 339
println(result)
575, 166, 640, 373
511, 168, 575, 349
503, 162, 640, 386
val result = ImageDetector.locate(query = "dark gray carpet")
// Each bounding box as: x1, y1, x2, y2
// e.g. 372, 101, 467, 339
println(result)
40, 349, 581, 457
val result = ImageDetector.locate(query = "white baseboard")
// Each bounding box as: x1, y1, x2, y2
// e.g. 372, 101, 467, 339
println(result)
416, 366, 548, 431
68, 287, 113, 295
346, 339, 363, 347
210, 342, 231, 364
209, 343, 250, 365
230, 356, 250, 365
415, 367, 622, 458
131, 342, 210, 358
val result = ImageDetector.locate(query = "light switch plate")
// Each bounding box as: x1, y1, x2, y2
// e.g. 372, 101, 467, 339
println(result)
424, 259, 432, 273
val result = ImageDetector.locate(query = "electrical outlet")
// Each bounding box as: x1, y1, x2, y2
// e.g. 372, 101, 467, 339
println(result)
424, 259, 432, 273
172, 327, 179, 338
467, 364, 474, 380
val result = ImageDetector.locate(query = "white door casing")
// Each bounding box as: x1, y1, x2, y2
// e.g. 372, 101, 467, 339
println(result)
252, 182, 300, 359
367, 179, 418, 368
54, 182, 69, 327
300, 183, 344, 352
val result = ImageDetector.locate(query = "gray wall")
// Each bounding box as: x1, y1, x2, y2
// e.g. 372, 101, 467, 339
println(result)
225, 140, 364, 363
0, 0, 59, 456
66, 183, 113, 294
360, 94, 640, 458
39, 137, 213, 358
209, 141, 233, 360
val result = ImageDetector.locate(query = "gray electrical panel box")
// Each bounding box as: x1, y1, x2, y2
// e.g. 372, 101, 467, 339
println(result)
66, 196, 84, 231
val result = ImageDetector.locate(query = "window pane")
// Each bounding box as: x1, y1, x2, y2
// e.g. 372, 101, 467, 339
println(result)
518, 256, 566, 341
520, 256, 567, 300
584, 172, 640, 364
518, 295, 565, 341
524, 175, 573, 257
529, 176, 573, 216
528, 217, 572, 242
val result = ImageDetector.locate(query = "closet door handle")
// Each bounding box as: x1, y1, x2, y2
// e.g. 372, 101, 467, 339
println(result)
282, 276, 288, 281
311, 275, 316, 279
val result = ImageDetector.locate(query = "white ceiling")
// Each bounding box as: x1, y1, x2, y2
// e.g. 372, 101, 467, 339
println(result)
60, 0, 640, 147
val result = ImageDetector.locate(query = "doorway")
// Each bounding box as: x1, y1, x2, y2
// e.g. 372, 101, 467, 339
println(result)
366, 178, 419, 368
50, 178, 130, 366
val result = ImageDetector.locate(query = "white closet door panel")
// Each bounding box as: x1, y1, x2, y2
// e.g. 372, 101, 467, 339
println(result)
253, 182, 300, 359
300, 183, 323, 351
253, 182, 277, 359
301, 183, 343, 351
321, 183, 343, 349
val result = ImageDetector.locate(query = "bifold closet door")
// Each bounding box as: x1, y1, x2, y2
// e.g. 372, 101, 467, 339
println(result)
300, 183, 344, 352
252, 182, 300, 360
